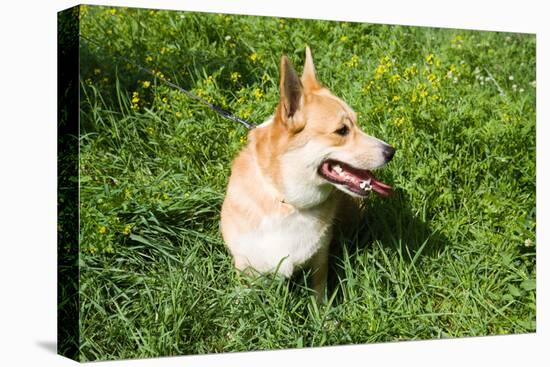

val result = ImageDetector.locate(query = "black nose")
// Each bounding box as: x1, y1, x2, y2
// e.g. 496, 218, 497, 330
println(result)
383, 145, 396, 161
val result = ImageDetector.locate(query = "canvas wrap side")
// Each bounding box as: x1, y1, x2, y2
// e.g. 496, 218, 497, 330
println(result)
57, 5, 80, 361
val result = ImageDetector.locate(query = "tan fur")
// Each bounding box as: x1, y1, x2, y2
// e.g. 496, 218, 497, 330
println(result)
221, 47, 392, 302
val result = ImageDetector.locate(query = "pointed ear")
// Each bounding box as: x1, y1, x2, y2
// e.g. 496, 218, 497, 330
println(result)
301, 46, 320, 91
278, 55, 303, 124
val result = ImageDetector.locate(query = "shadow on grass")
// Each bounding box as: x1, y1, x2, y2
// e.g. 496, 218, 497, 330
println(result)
327, 187, 449, 299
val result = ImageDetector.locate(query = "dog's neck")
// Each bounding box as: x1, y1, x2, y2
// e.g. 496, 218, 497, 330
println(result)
248, 120, 335, 211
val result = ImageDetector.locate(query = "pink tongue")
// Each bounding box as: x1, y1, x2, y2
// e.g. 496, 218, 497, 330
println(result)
370, 177, 393, 197
372, 178, 392, 190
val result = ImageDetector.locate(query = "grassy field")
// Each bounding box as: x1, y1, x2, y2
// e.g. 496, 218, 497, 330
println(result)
75, 5, 536, 361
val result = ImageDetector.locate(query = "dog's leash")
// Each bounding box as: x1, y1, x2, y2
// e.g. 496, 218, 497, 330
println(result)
80, 35, 256, 130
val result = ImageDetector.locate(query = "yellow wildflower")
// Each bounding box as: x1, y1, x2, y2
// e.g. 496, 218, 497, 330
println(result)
426, 54, 434, 64
428, 73, 440, 87
197, 88, 206, 98
122, 224, 132, 235
418, 82, 427, 97
99, 226, 107, 235
145, 55, 153, 63
142, 80, 151, 88
175, 111, 182, 118
340, 35, 349, 43
447, 64, 458, 78
394, 117, 405, 127
362, 81, 374, 94
253, 88, 264, 100
374, 64, 387, 79
404, 65, 418, 79
241, 107, 252, 119
347, 54, 360, 68
230, 72, 241, 83
451, 35, 464, 48
390, 74, 401, 83
249, 53, 259, 63
413, 84, 428, 100
392, 95, 400, 102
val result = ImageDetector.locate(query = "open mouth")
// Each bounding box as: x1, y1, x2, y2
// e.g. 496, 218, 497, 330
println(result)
317, 159, 393, 197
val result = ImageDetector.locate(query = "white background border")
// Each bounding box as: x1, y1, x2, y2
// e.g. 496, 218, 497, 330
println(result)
0, 0, 545, 365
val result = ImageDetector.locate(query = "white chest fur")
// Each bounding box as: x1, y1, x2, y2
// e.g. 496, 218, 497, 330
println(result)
231, 202, 336, 278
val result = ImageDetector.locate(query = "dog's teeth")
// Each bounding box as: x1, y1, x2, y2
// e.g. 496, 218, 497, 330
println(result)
360, 180, 372, 191
334, 166, 346, 177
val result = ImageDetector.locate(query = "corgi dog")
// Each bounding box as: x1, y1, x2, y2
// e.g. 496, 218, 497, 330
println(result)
221, 47, 395, 302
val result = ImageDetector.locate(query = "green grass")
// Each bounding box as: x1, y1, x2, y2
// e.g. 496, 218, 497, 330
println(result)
75, 5, 535, 361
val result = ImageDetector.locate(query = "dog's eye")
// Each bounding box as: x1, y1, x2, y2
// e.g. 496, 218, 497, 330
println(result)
334, 125, 349, 136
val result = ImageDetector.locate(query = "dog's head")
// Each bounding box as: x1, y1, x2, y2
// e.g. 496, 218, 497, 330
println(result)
258, 47, 395, 208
